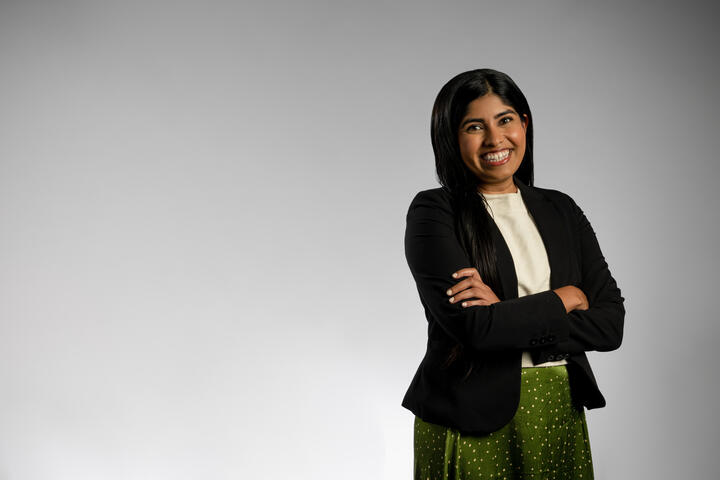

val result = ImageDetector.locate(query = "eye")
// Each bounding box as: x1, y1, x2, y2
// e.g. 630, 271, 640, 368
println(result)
465, 124, 484, 132
499, 116, 513, 125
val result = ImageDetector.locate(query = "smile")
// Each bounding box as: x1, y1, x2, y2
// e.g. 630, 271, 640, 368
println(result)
481, 148, 511, 165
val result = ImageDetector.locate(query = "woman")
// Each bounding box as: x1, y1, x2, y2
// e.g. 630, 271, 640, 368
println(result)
403, 69, 625, 479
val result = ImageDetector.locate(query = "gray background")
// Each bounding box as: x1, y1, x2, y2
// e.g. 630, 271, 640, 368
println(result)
1, 0, 718, 479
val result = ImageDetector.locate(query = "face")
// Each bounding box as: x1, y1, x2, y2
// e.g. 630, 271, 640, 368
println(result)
457, 93, 529, 194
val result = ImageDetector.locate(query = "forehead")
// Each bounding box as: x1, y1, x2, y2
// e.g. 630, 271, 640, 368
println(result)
463, 94, 516, 117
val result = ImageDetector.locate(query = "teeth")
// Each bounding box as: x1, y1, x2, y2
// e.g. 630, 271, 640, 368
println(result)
483, 149, 510, 161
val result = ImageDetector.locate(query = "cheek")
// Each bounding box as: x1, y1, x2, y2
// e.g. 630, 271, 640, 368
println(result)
457, 137, 474, 159
457, 139, 479, 171
508, 129, 527, 150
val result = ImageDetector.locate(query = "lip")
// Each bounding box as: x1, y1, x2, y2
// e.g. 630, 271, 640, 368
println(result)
483, 148, 510, 154
481, 148, 512, 166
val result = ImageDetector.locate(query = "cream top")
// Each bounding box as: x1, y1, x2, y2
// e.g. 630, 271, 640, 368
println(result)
481, 188, 567, 368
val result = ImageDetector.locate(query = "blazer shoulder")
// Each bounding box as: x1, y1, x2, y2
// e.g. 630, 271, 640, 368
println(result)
529, 184, 577, 211
407, 187, 454, 213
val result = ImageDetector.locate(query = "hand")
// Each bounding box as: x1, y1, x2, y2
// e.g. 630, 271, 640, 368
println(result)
553, 285, 589, 313
446, 267, 501, 308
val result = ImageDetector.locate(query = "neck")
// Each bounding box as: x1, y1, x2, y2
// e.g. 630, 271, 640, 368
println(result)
477, 181, 518, 194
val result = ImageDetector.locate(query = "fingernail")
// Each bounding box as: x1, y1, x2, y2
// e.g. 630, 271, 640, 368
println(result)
449, 297, 454, 303
452, 273, 458, 278
446, 289, 452, 295
461, 302, 467, 307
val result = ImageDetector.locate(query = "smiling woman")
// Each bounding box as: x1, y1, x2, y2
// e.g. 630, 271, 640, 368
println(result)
402, 69, 625, 479
458, 95, 529, 194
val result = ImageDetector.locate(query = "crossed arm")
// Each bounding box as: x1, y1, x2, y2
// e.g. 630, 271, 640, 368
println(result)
404, 190, 624, 356
532, 195, 625, 362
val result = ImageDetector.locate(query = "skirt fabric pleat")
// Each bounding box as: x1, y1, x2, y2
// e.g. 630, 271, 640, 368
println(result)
414, 365, 594, 480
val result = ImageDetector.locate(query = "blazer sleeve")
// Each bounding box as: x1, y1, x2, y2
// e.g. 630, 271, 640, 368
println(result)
532, 195, 625, 363
405, 190, 569, 353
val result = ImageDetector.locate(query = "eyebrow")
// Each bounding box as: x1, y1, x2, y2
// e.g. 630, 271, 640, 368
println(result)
460, 109, 516, 127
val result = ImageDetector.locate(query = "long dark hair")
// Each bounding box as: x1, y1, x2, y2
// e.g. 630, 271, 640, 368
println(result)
431, 68, 535, 376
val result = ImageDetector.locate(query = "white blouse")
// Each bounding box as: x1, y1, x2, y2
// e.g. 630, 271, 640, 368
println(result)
481, 188, 568, 368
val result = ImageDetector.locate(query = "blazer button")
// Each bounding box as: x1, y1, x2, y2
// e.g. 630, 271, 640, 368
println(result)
530, 339, 538, 346
547, 354, 555, 361
548, 335, 556, 342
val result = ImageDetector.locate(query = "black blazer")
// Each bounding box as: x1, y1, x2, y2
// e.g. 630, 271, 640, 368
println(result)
402, 176, 625, 435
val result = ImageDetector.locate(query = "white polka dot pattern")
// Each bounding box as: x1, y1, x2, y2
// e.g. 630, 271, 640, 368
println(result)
413, 366, 594, 479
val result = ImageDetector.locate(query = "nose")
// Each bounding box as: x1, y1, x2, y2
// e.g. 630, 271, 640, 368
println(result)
483, 126, 503, 147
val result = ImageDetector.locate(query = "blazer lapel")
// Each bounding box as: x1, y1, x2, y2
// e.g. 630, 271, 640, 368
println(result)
514, 177, 572, 292
489, 221, 519, 301
487, 176, 573, 300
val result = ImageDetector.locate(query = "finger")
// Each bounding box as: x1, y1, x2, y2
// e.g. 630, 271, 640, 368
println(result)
447, 278, 475, 296
446, 278, 467, 296
447, 277, 485, 296
451, 267, 477, 279
448, 288, 483, 304
460, 299, 491, 308
451, 267, 481, 281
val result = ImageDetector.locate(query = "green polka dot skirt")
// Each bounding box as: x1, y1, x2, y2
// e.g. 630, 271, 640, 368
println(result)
414, 366, 594, 479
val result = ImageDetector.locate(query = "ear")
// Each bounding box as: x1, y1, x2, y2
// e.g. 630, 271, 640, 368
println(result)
521, 113, 529, 130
